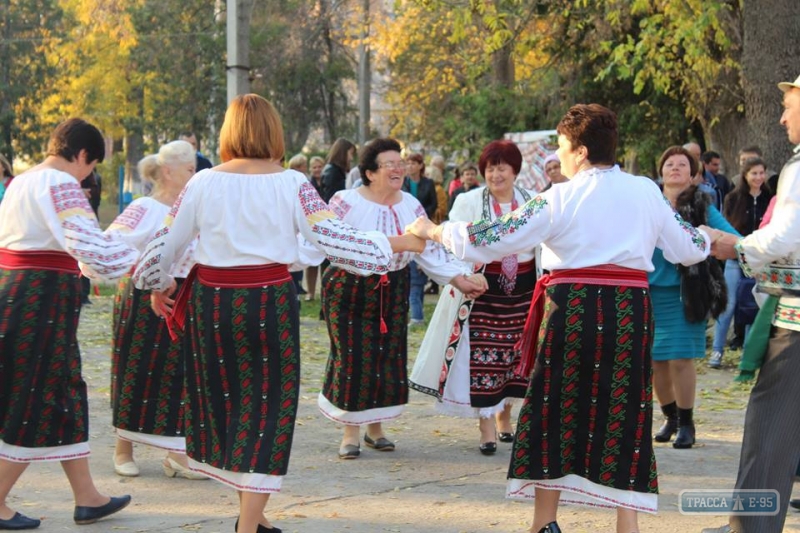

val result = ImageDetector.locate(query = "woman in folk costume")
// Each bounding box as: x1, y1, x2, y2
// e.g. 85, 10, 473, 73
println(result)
648, 146, 739, 450
107, 142, 206, 480
0, 119, 138, 529
412, 139, 542, 455
316, 138, 487, 460
406, 104, 712, 533
132, 95, 424, 533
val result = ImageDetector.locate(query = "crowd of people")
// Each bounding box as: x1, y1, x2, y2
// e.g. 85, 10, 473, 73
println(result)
1, 75, 800, 533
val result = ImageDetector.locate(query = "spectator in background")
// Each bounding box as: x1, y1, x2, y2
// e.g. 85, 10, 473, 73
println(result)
448, 162, 481, 211
542, 153, 568, 190
708, 157, 772, 369
427, 166, 448, 225
308, 156, 324, 195
684, 142, 722, 210
288, 154, 310, 297
448, 165, 463, 197
402, 152, 438, 326
738, 145, 781, 192
80, 169, 102, 305
305, 156, 326, 301
430, 154, 446, 182
701, 150, 732, 205
179, 131, 213, 171
424, 164, 449, 296
321, 138, 355, 203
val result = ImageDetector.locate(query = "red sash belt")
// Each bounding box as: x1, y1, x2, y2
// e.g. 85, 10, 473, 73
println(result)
484, 258, 536, 275
166, 263, 291, 341
514, 264, 649, 377
0, 248, 79, 274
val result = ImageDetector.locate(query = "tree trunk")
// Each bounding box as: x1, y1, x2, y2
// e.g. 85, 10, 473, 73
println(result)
742, 0, 800, 175
706, 110, 748, 182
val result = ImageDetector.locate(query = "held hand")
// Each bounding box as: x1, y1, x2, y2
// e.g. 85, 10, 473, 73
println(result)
150, 288, 176, 318
405, 217, 437, 241
389, 233, 427, 254
451, 274, 488, 300
467, 273, 489, 292
711, 233, 739, 260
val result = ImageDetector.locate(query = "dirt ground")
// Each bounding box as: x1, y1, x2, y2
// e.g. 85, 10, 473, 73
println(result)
7, 294, 800, 533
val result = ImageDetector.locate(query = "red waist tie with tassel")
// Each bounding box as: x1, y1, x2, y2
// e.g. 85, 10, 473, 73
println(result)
166, 263, 291, 341
0, 248, 79, 274
513, 264, 649, 377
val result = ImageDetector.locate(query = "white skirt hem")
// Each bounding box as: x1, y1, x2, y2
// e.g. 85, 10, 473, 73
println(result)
317, 394, 404, 425
187, 458, 282, 493
506, 474, 658, 514
0, 441, 90, 463
115, 429, 186, 453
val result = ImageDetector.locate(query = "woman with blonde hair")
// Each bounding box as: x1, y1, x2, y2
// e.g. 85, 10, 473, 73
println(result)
133, 94, 423, 533
107, 141, 205, 480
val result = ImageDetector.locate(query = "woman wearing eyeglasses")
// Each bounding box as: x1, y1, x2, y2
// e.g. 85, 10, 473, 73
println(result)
317, 138, 488, 460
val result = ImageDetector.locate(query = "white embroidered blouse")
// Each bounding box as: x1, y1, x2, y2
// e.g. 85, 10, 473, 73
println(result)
132, 169, 394, 291
324, 189, 469, 285
441, 166, 710, 270
106, 197, 196, 278
0, 168, 138, 279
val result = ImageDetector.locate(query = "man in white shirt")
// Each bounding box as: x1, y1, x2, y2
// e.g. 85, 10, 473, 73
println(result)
702, 74, 800, 533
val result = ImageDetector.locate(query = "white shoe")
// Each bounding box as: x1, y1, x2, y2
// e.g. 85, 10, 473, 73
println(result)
162, 457, 208, 480
409, 319, 425, 327
113, 456, 140, 477
708, 350, 723, 369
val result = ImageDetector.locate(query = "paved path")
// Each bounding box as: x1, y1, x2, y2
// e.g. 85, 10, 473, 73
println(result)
8, 296, 800, 532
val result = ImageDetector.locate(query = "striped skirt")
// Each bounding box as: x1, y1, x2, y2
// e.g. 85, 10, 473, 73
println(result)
111, 275, 187, 452
464, 260, 535, 408
319, 267, 409, 425
0, 268, 89, 462
183, 277, 300, 492
507, 282, 659, 513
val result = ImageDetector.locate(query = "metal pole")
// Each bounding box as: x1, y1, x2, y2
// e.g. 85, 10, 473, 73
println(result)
227, 0, 252, 103
118, 165, 125, 214
357, 0, 371, 145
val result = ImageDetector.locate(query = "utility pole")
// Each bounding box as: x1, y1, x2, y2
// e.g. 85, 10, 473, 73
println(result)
357, 0, 371, 146
227, 0, 253, 103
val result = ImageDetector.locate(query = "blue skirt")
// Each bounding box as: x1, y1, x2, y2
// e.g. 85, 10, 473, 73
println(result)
650, 285, 707, 361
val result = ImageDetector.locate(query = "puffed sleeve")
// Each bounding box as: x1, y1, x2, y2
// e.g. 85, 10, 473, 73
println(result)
132, 182, 199, 291
736, 159, 800, 275
105, 198, 166, 252
43, 180, 138, 280
294, 181, 393, 276
654, 195, 711, 266
441, 195, 552, 263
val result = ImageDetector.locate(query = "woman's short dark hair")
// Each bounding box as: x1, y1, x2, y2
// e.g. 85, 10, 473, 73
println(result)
326, 138, 356, 171
47, 118, 105, 164
405, 152, 424, 176
658, 146, 698, 179
358, 138, 402, 186
460, 162, 478, 175
478, 140, 522, 176
556, 104, 617, 165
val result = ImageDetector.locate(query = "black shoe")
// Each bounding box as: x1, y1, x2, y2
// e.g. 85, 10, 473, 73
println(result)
338, 444, 360, 459
790, 498, 800, 510
654, 417, 677, 442
479, 441, 497, 455
673, 424, 696, 449
73, 495, 131, 525
498, 432, 514, 443
234, 518, 282, 532
0, 512, 41, 530
537, 521, 562, 533
364, 434, 395, 451
81, 298, 92, 305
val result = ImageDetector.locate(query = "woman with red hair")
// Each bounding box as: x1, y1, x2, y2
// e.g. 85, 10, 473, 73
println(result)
413, 139, 541, 455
